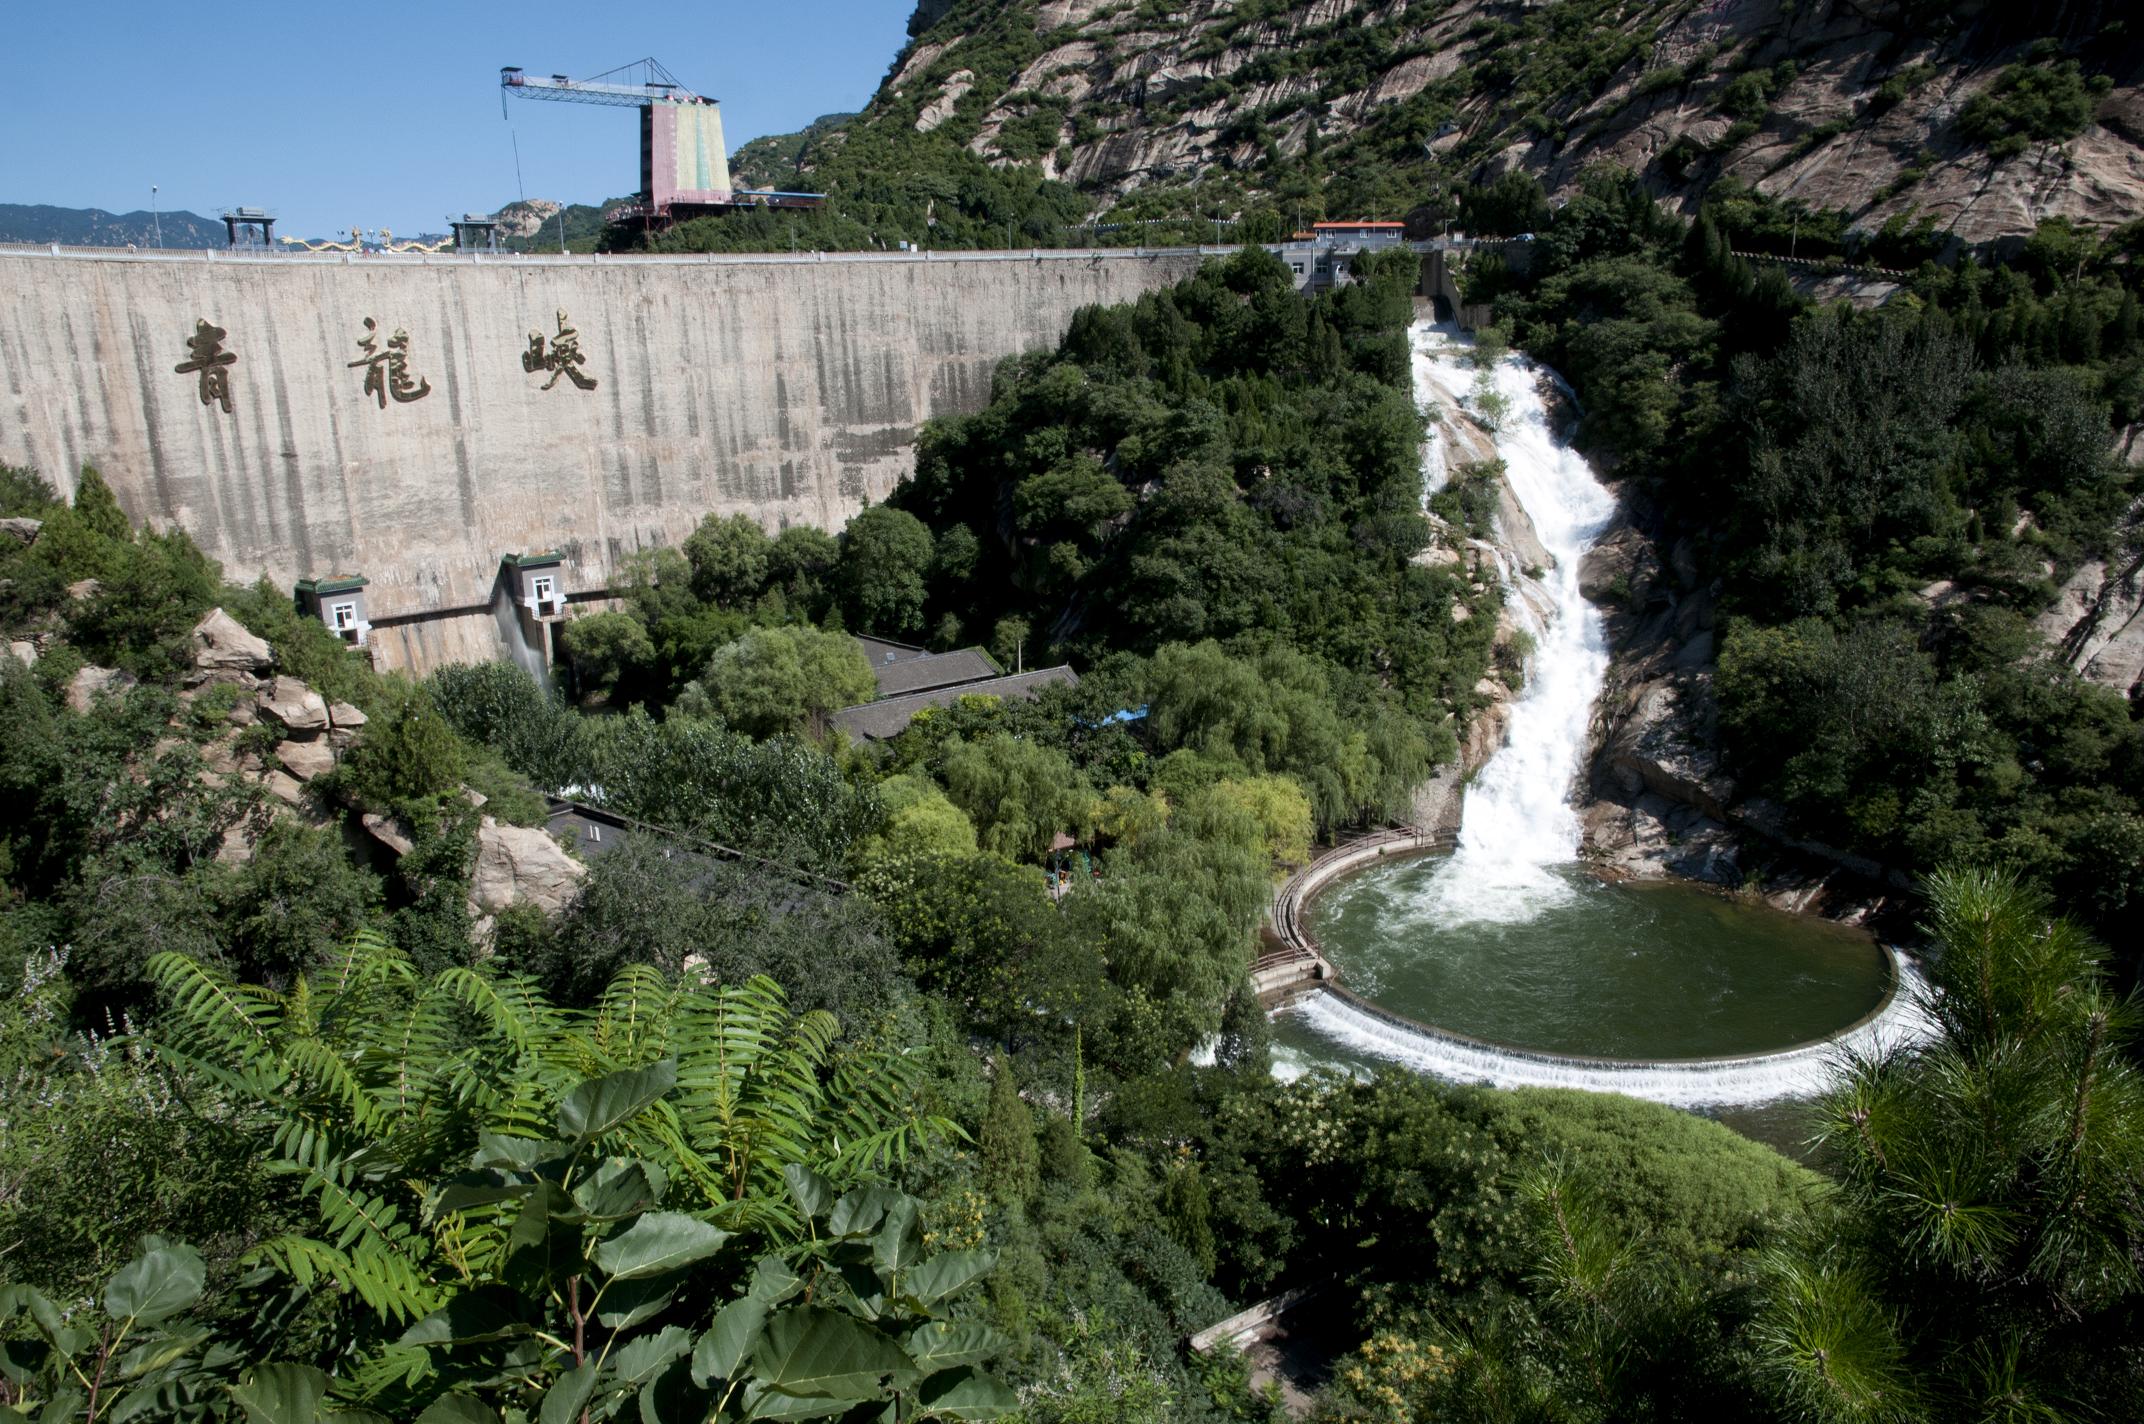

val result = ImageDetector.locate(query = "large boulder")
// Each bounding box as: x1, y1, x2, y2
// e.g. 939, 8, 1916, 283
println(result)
6, 639, 34, 667
65, 665, 135, 713
1579, 522, 1661, 607
190, 608, 273, 677
470, 817, 588, 917
0, 517, 40, 546
327, 701, 369, 751
263, 769, 307, 808
258, 676, 330, 733
274, 737, 337, 781
360, 812, 415, 857
1603, 681, 1735, 823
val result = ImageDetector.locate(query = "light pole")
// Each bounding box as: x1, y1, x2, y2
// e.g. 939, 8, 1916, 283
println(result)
151, 185, 161, 248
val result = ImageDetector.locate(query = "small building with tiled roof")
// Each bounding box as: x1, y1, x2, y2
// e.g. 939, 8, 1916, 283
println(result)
855, 635, 932, 668
869, 647, 1001, 698
830, 665, 1081, 742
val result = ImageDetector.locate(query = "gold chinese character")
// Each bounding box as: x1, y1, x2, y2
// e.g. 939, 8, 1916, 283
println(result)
522, 308, 597, 391
348, 317, 432, 407
174, 319, 237, 414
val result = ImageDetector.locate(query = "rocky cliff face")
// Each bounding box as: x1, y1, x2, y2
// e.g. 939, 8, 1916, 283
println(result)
867, 0, 2142, 244
1575, 490, 2144, 919
2036, 510, 2144, 701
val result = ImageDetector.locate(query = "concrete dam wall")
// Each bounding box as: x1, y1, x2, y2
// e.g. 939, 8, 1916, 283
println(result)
0, 246, 1207, 670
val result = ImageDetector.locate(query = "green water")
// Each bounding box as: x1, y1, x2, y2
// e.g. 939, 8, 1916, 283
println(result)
1303, 859, 1890, 1060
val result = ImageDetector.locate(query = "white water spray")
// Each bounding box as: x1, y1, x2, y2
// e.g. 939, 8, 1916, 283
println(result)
1412, 321, 1617, 925
1289, 951, 1932, 1108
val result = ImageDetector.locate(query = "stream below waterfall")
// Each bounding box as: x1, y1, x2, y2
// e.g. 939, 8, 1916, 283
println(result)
1273, 320, 1929, 1120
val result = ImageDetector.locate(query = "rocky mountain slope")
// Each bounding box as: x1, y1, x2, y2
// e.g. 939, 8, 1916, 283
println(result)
806, 0, 2144, 246
491, 196, 635, 252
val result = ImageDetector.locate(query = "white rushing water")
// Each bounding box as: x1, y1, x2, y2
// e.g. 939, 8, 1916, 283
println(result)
1411, 321, 1618, 926
1287, 954, 1933, 1108
1277, 318, 1935, 1107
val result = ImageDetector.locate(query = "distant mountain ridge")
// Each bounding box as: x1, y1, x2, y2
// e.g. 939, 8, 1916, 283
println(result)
0, 203, 225, 249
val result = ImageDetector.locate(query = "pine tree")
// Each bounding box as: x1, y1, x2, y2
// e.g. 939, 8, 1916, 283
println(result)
1158, 1149, 1216, 1276
980, 1054, 1039, 1208
1037, 1112, 1089, 1191
1756, 867, 2144, 1420
70, 463, 132, 542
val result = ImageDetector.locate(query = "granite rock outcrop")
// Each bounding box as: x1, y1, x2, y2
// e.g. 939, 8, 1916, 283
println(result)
874, 0, 2139, 246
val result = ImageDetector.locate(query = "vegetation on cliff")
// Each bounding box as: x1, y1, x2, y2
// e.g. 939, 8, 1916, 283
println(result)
1469, 167, 2143, 978
612, 1, 2139, 257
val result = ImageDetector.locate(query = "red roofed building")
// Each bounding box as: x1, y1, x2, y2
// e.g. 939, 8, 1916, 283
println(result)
1312, 220, 1406, 240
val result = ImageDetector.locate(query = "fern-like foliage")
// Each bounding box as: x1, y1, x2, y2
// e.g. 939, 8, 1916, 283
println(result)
142, 934, 954, 1349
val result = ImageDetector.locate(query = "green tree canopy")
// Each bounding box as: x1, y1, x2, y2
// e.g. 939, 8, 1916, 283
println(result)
840, 505, 935, 636
687, 623, 876, 738
341, 694, 466, 809
683, 511, 776, 606
855, 773, 979, 867
559, 609, 655, 696
939, 733, 1092, 860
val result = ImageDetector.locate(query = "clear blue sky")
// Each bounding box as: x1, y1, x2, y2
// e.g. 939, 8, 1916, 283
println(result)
2, 1, 915, 237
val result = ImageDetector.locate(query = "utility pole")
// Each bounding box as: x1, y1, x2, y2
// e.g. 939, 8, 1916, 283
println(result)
151, 185, 161, 248
558, 207, 568, 254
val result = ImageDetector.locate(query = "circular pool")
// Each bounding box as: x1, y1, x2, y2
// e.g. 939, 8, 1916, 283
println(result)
1271, 853, 1926, 1110
1304, 858, 1890, 1059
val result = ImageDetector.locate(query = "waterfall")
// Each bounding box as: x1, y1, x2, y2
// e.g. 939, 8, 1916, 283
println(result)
1412, 320, 1618, 925
1411, 322, 1456, 496
1274, 318, 1936, 1108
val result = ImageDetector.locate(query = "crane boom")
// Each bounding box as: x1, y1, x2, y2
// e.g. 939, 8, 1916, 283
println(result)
500, 58, 709, 112
497, 57, 822, 226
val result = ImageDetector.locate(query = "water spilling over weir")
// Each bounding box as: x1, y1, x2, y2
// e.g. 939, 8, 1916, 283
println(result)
1287, 956, 1930, 1110
1278, 320, 1931, 1108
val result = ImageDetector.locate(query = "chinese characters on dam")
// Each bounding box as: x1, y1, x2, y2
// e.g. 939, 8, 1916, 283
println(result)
348, 318, 431, 407
523, 308, 598, 391
175, 307, 599, 415
174, 319, 237, 413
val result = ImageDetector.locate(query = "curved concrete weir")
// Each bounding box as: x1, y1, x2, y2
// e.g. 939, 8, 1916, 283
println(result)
1287, 940, 1931, 1109
1277, 320, 1934, 1108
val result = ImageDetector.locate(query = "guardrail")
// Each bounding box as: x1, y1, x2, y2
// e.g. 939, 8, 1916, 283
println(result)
0, 235, 1497, 270
1255, 826, 1457, 994
0, 242, 1241, 269
1728, 249, 1914, 281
